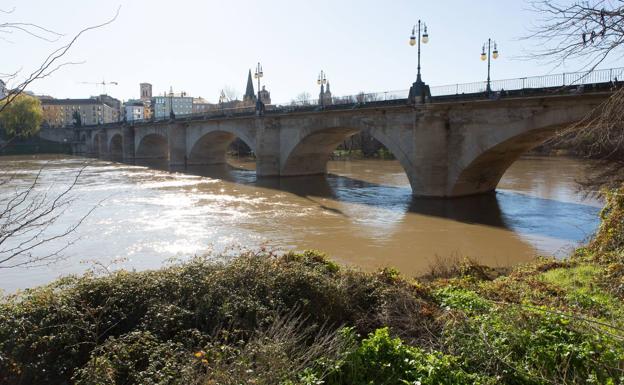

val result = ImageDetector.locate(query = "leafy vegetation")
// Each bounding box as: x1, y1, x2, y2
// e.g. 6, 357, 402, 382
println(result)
1, 189, 624, 384
319, 327, 495, 385
0, 94, 43, 139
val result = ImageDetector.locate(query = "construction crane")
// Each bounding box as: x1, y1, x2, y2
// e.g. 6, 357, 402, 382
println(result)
79, 80, 118, 95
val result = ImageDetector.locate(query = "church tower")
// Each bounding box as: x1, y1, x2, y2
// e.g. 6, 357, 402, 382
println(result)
321, 82, 332, 105
140, 83, 152, 101
243, 69, 256, 105
258, 85, 271, 105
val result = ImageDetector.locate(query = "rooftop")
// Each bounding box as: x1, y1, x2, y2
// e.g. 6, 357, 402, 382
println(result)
40, 98, 112, 106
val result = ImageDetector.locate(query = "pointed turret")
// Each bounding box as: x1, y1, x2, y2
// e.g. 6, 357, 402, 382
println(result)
322, 82, 332, 105
243, 69, 256, 104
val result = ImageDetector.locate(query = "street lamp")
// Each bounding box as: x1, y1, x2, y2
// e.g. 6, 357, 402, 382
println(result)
481, 38, 499, 95
219, 89, 226, 114
317, 70, 327, 107
408, 20, 431, 103
168, 87, 175, 120
254, 62, 264, 114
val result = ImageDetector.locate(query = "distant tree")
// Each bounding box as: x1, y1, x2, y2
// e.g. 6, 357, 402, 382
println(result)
72, 110, 82, 127
0, 94, 43, 139
221, 86, 240, 102
293, 92, 311, 105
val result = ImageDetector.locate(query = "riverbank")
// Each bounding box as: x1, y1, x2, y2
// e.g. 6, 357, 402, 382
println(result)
0, 136, 72, 155
1, 188, 622, 385
330, 148, 395, 160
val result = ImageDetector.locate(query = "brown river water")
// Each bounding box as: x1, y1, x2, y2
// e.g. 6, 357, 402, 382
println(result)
0, 155, 601, 293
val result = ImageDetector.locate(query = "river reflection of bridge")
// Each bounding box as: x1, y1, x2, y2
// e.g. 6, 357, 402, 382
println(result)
133, 158, 599, 246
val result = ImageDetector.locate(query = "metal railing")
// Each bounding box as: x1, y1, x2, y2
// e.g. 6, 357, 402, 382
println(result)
273, 89, 410, 108
80, 66, 623, 129
430, 66, 624, 96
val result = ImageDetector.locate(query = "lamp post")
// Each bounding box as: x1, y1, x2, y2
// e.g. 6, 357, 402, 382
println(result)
254, 62, 264, 115
168, 87, 175, 120
317, 70, 327, 107
219, 90, 226, 114
408, 20, 430, 103
480, 38, 499, 95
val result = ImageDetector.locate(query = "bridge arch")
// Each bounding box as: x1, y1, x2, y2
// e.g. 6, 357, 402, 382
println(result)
280, 123, 418, 191
108, 133, 123, 162
92, 132, 107, 157
451, 125, 565, 195
448, 98, 604, 196
136, 133, 168, 159
186, 124, 256, 166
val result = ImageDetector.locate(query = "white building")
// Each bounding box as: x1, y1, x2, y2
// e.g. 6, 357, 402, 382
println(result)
152, 89, 193, 119
124, 100, 145, 122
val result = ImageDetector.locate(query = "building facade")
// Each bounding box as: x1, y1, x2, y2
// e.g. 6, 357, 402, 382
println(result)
192, 97, 216, 114
97, 94, 122, 122
124, 100, 145, 122
41, 96, 120, 128
152, 90, 193, 119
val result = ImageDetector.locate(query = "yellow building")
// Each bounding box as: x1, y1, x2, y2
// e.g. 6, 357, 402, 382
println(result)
41, 97, 120, 127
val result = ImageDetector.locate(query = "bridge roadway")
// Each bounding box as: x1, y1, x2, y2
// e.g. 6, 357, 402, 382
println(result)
75, 89, 612, 198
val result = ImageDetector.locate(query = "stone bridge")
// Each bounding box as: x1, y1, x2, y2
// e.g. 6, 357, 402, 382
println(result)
77, 92, 610, 197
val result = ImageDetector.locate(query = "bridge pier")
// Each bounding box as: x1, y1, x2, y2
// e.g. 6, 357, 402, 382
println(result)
255, 118, 282, 176
407, 113, 451, 197
122, 126, 135, 163
168, 123, 187, 167
96, 131, 109, 160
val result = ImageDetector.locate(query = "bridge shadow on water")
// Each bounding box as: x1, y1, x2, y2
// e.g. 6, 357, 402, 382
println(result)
134, 160, 600, 244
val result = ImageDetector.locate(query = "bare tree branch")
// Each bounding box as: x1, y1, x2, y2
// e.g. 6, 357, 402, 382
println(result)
0, 6, 121, 113
0, 22, 63, 42
0, 7, 118, 270
0, 163, 100, 269
524, 1, 624, 71
527, 0, 624, 190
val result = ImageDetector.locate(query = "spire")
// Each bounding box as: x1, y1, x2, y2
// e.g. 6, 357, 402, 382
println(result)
244, 69, 255, 101
326, 82, 331, 93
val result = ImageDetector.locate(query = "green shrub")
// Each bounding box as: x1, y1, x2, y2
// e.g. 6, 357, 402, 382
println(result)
587, 187, 624, 297
72, 331, 193, 385
591, 187, 624, 255
434, 286, 491, 313
443, 305, 624, 385
0, 251, 434, 384
321, 327, 494, 385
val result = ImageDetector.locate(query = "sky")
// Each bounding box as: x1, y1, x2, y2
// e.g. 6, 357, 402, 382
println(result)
3, 0, 620, 103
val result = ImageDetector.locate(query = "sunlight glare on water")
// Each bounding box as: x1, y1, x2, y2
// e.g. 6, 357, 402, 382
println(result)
0, 155, 601, 292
